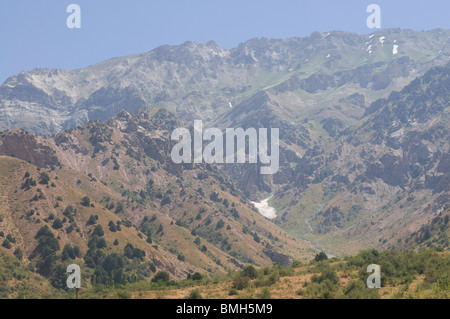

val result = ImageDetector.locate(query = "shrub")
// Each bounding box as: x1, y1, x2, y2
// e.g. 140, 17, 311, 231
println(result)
257, 287, 272, 299
232, 276, 250, 290
115, 202, 124, 214
2, 239, 11, 249
152, 271, 170, 283
109, 222, 117, 232
13, 248, 23, 260
228, 288, 238, 296
6, 234, 15, 244
186, 289, 203, 299
216, 219, 225, 229
81, 196, 91, 207
319, 270, 339, 285
93, 225, 104, 237
52, 218, 63, 230
315, 252, 328, 262
192, 272, 203, 281
87, 215, 98, 226
342, 280, 380, 299
39, 172, 50, 185
242, 265, 258, 279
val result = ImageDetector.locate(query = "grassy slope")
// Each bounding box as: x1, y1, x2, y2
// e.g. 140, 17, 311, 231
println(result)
77, 249, 450, 300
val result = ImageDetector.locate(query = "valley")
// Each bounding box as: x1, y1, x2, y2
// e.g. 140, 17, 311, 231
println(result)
0, 28, 449, 298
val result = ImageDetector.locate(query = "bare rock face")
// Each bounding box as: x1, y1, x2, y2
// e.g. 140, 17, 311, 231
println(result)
0, 129, 59, 167
263, 249, 293, 266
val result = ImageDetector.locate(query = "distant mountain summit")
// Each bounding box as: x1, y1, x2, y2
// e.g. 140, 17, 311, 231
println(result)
1, 29, 449, 135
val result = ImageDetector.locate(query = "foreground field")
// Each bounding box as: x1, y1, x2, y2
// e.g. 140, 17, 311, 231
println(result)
75, 249, 450, 299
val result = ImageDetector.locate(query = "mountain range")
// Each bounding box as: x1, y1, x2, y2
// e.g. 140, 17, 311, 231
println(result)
0, 29, 449, 292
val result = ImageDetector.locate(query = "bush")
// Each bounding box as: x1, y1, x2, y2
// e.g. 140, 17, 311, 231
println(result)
257, 287, 272, 299
6, 234, 15, 244
115, 202, 124, 214
13, 248, 23, 260
186, 289, 203, 299
87, 215, 98, 226
109, 222, 118, 232
52, 218, 63, 230
192, 273, 203, 281
232, 276, 250, 290
81, 196, 91, 207
39, 172, 50, 185
2, 239, 11, 249
216, 219, 225, 229
228, 288, 238, 296
152, 271, 170, 283
319, 270, 339, 284
242, 265, 258, 279
93, 225, 104, 237
315, 252, 328, 262
341, 280, 380, 299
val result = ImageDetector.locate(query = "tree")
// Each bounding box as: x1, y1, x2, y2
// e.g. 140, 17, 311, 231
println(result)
81, 196, 91, 207
216, 219, 225, 229
2, 239, 11, 249
34, 226, 60, 277
14, 248, 23, 260
115, 201, 124, 214
242, 265, 258, 279
93, 225, 104, 237
6, 234, 16, 244
192, 272, 203, 281
152, 271, 170, 283
209, 192, 220, 202
315, 251, 328, 262
109, 221, 117, 232
62, 244, 77, 261
87, 215, 98, 226
39, 172, 50, 185
52, 218, 63, 230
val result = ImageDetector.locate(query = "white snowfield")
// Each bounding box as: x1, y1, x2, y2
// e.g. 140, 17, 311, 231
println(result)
252, 197, 277, 220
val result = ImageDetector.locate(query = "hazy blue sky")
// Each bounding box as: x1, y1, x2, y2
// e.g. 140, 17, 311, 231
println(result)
1, 0, 450, 82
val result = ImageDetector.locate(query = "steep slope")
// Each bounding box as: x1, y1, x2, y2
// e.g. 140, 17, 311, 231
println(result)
272, 63, 450, 255
0, 109, 316, 288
